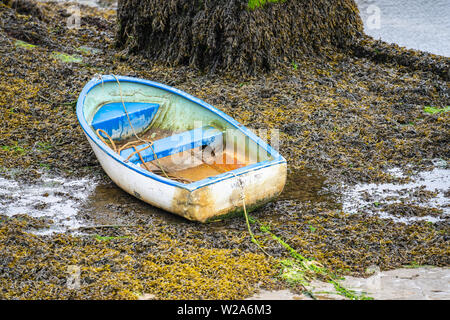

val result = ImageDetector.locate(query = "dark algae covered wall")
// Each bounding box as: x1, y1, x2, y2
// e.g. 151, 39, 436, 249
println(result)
116, 0, 364, 73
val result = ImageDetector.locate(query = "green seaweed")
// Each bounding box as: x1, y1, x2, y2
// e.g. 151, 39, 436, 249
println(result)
52, 51, 83, 63
423, 106, 450, 114
248, 0, 285, 10
36, 141, 52, 151
1, 143, 26, 154
14, 40, 36, 49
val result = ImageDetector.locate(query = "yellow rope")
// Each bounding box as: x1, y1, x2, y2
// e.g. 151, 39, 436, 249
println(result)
95, 128, 117, 153
124, 144, 153, 162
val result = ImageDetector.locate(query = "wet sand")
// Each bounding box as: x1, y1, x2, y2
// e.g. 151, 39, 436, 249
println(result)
248, 267, 450, 300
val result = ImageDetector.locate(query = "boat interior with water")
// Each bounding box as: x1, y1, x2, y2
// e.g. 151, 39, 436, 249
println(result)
84, 81, 274, 184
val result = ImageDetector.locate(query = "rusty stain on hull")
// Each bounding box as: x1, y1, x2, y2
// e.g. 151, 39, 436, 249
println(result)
172, 162, 287, 223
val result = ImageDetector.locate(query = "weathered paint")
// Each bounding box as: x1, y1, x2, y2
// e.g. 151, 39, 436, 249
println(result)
172, 162, 287, 222
92, 102, 160, 140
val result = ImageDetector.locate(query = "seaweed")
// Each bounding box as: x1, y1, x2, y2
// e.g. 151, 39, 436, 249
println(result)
116, 0, 363, 74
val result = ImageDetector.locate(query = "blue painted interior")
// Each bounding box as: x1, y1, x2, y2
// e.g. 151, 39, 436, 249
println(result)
120, 126, 222, 164
92, 102, 160, 140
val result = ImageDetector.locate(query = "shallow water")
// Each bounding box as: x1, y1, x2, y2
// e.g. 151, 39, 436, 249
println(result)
0, 172, 185, 233
278, 168, 340, 208
77, 181, 174, 226
356, 0, 450, 57
0, 174, 97, 234
342, 166, 450, 223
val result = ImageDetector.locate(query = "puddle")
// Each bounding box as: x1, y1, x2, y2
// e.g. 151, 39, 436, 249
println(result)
50, 0, 117, 9
0, 175, 97, 234
278, 168, 341, 209
342, 167, 450, 223
0, 174, 174, 234
78, 181, 187, 228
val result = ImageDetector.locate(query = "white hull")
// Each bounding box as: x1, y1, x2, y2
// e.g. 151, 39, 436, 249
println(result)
87, 134, 287, 222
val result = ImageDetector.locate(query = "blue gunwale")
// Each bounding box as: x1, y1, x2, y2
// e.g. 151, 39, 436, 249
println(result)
76, 75, 286, 192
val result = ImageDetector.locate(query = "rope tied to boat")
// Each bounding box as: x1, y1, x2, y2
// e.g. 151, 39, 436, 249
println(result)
95, 128, 152, 168
124, 144, 153, 162
94, 75, 170, 180
95, 131, 194, 185
229, 172, 271, 257
95, 128, 117, 153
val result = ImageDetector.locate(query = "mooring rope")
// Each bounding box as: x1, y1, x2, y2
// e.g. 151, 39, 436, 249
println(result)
94, 75, 170, 180
225, 171, 271, 257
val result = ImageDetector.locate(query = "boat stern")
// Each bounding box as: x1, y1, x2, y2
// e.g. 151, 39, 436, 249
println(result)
172, 161, 287, 223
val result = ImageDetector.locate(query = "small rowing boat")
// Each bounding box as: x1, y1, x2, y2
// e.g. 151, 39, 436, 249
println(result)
76, 75, 286, 222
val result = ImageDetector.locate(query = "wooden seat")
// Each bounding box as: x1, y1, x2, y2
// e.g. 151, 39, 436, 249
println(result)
120, 126, 223, 164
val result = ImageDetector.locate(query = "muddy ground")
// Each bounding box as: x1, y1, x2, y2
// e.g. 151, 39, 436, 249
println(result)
0, 1, 449, 299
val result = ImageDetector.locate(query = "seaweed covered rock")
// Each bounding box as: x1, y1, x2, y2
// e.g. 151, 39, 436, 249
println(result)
116, 0, 363, 74
4, 0, 43, 19
352, 35, 450, 80
1, 0, 49, 47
